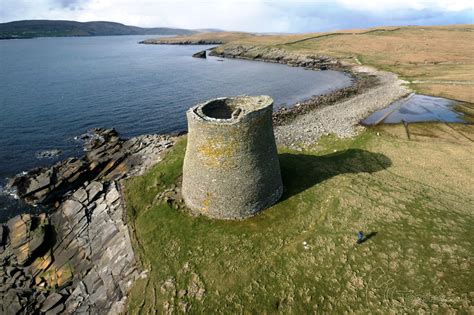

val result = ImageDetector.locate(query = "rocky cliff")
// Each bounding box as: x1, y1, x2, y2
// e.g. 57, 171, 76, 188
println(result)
209, 45, 343, 70
1, 128, 176, 314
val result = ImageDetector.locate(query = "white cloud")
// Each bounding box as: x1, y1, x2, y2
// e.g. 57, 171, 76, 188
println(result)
336, 0, 474, 12
1, 0, 473, 32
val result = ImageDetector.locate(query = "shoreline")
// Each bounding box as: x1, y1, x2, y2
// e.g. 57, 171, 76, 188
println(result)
203, 44, 410, 148
0, 45, 367, 221
1, 129, 178, 314
275, 65, 410, 148
167, 43, 411, 147
0, 47, 410, 313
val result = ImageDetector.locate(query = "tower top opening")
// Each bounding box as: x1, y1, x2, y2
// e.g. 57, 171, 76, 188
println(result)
192, 95, 273, 123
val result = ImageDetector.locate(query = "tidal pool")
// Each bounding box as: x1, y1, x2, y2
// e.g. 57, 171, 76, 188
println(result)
361, 94, 468, 125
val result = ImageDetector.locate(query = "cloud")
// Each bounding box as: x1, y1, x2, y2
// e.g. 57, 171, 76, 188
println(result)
54, 0, 87, 9
0, 0, 473, 32
336, 0, 474, 12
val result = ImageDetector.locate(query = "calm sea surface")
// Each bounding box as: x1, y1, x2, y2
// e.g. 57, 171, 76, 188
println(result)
0, 35, 351, 221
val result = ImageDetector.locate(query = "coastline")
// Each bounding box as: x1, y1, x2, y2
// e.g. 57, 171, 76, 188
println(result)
1, 130, 178, 314
0, 47, 410, 313
127, 32, 472, 312
204, 44, 410, 148
140, 41, 410, 147
139, 39, 223, 45
274, 65, 410, 148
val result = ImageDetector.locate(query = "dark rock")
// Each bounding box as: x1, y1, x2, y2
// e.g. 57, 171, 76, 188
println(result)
89, 285, 108, 307
11, 269, 22, 281
209, 45, 346, 72
6, 266, 19, 277
105, 186, 120, 204
86, 181, 103, 202
64, 281, 89, 313
35, 149, 62, 159
192, 50, 207, 58
61, 199, 84, 219
45, 302, 65, 315
6, 128, 123, 206
3, 290, 22, 314
0, 225, 6, 246
7, 128, 176, 207
56, 158, 86, 184
6, 214, 48, 266
40, 292, 63, 312
2, 128, 176, 314
6, 159, 87, 205
141, 39, 223, 45
59, 288, 70, 296
17, 274, 27, 286
27, 228, 46, 257
84, 128, 119, 153
0, 284, 10, 292
36, 292, 47, 304
72, 187, 88, 203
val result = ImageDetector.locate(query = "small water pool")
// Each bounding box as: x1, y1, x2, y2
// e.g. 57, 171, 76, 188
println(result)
361, 94, 469, 125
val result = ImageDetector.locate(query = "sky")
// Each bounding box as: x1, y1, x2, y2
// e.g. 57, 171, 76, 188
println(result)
1, 0, 473, 32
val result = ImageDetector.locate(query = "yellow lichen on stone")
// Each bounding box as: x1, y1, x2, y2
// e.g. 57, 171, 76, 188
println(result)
182, 95, 283, 219
197, 136, 238, 168
37, 263, 73, 289
202, 192, 213, 213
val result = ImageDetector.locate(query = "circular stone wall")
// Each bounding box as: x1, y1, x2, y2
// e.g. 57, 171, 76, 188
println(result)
182, 95, 283, 219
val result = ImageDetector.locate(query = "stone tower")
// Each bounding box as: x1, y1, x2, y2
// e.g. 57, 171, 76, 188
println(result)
182, 95, 283, 219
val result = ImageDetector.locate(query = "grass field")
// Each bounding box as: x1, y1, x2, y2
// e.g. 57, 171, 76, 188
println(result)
129, 24, 474, 313
125, 124, 474, 314
150, 25, 474, 103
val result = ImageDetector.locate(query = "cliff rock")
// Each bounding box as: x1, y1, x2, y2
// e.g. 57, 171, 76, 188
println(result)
1, 128, 176, 314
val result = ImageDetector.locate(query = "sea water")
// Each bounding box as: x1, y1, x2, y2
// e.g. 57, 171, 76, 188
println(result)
0, 35, 352, 221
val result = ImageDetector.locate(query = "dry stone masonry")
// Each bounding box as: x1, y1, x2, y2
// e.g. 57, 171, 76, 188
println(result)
182, 95, 283, 219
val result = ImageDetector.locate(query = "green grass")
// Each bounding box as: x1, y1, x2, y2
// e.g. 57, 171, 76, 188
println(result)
125, 129, 473, 314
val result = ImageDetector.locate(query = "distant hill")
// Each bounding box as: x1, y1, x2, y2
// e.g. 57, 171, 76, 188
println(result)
195, 28, 225, 33
0, 20, 198, 39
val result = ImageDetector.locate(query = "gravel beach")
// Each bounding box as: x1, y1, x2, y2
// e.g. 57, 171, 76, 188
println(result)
275, 65, 411, 148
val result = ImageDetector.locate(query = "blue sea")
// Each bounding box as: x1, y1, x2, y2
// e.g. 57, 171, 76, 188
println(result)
0, 35, 352, 221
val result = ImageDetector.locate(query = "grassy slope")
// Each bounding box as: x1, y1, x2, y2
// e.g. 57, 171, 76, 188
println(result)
275, 25, 474, 103
125, 125, 474, 313
151, 25, 474, 103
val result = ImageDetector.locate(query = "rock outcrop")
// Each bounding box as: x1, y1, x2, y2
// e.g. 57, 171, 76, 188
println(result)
209, 45, 343, 71
192, 50, 207, 58
7, 129, 174, 206
140, 39, 224, 45
1, 128, 176, 314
